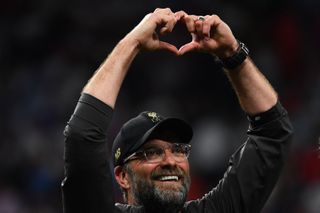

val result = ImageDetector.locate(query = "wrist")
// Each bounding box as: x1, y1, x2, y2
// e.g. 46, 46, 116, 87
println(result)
219, 40, 250, 70
219, 40, 239, 59
121, 34, 142, 52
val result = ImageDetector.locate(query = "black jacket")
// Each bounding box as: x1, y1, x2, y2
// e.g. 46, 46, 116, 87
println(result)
62, 93, 293, 213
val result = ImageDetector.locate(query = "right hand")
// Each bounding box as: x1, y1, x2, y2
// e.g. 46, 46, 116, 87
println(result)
125, 8, 183, 54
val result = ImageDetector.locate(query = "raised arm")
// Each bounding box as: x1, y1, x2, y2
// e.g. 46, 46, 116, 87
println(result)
83, 8, 181, 108
178, 12, 277, 115
179, 13, 293, 213
62, 8, 182, 213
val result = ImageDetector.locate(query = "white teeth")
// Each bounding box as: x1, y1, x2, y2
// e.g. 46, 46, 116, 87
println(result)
159, 176, 179, 181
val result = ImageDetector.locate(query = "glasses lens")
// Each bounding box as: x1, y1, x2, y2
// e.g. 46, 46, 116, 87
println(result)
140, 143, 191, 163
144, 148, 164, 163
171, 144, 191, 162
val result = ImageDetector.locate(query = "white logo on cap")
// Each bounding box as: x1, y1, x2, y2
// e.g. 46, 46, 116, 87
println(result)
115, 148, 121, 162
147, 112, 161, 123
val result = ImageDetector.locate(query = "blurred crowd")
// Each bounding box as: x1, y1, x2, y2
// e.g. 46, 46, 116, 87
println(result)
1, 0, 320, 212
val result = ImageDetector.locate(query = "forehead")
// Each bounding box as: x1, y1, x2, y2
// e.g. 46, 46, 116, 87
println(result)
141, 139, 171, 148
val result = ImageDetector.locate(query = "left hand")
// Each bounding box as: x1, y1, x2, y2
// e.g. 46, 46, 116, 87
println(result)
176, 11, 239, 58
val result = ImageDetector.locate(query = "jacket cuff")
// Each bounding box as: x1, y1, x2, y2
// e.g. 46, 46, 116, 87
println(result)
247, 102, 288, 129
69, 93, 113, 131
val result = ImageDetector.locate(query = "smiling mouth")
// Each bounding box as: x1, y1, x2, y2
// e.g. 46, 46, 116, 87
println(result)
155, 175, 180, 182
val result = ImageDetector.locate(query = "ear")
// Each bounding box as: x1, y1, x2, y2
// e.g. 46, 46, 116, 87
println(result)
114, 166, 131, 190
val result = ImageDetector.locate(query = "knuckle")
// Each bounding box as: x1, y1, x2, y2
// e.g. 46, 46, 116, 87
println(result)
211, 14, 221, 20
177, 10, 185, 15
155, 7, 172, 13
184, 15, 191, 22
190, 15, 197, 20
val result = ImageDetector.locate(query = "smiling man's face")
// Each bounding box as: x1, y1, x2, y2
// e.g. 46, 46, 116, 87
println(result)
125, 139, 191, 212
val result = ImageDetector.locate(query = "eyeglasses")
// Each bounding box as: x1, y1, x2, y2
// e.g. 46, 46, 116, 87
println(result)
123, 143, 191, 164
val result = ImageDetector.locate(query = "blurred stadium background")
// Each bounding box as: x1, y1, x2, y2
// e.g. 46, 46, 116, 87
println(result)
1, 0, 320, 212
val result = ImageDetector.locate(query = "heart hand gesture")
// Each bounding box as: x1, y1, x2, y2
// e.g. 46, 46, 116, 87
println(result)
126, 8, 239, 58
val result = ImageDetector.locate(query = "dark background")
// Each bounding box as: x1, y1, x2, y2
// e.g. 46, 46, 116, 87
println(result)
1, 0, 320, 212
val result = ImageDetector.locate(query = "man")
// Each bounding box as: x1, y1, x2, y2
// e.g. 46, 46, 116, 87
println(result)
62, 8, 293, 213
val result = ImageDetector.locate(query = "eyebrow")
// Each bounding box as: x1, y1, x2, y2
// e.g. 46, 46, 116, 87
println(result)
141, 144, 160, 149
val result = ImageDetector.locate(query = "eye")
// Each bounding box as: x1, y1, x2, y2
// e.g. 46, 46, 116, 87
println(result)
172, 144, 187, 155
144, 148, 163, 160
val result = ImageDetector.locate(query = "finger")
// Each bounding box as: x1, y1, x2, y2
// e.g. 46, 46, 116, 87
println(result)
157, 13, 177, 34
202, 15, 212, 38
160, 25, 172, 35
154, 7, 175, 32
178, 42, 199, 55
195, 19, 204, 37
158, 41, 179, 54
159, 16, 177, 34
160, 21, 176, 35
154, 7, 173, 15
183, 15, 197, 33
205, 14, 222, 33
174, 10, 187, 21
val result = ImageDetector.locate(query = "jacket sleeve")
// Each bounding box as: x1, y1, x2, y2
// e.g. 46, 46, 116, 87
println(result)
185, 102, 293, 213
61, 93, 115, 213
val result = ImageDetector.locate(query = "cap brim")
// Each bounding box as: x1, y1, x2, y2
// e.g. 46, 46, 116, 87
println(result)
130, 118, 193, 153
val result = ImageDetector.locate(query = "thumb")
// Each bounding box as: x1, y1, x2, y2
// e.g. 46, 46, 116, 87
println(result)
178, 41, 199, 55
158, 41, 179, 54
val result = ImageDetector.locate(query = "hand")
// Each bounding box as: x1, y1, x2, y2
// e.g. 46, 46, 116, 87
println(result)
177, 12, 239, 58
126, 8, 184, 54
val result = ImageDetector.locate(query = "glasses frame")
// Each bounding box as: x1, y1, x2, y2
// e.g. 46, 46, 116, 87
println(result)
123, 143, 191, 165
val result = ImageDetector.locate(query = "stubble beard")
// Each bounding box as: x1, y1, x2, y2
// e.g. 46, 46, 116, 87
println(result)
128, 167, 191, 213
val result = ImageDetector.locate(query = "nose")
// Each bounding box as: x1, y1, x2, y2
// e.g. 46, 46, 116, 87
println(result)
160, 149, 177, 166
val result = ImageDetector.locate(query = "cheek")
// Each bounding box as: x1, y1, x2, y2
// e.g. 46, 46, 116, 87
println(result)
133, 163, 157, 179
179, 162, 190, 174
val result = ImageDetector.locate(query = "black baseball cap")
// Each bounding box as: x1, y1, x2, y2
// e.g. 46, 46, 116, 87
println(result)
112, 111, 193, 167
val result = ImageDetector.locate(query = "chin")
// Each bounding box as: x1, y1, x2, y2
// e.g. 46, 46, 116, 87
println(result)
154, 183, 188, 204
155, 181, 183, 191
